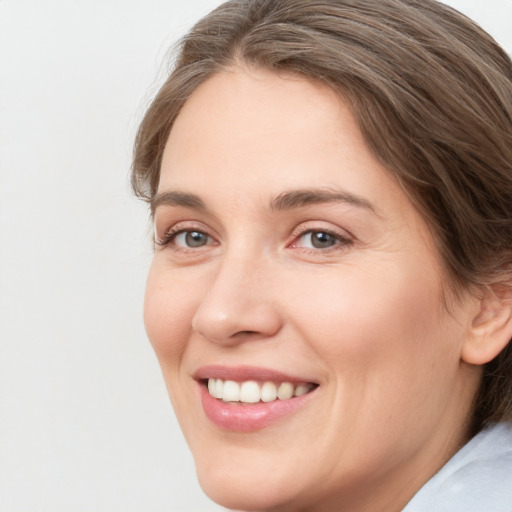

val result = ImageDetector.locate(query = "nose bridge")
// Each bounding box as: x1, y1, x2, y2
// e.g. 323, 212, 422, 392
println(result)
209, 251, 257, 307
191, 247, 281, 344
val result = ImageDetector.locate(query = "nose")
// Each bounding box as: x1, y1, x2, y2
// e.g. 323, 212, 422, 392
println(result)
191, 255, 283, 345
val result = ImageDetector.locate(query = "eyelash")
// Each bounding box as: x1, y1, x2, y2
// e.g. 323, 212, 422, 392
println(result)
155, 225, 213, 249
291, 228, 353, 252
155, 224, 353, 254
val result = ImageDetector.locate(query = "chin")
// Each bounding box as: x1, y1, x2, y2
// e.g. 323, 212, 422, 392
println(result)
197, 471, 299, 512
192, 446, 311, 512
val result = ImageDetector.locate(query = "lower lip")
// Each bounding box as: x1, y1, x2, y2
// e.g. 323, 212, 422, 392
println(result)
199, 383, 315, 432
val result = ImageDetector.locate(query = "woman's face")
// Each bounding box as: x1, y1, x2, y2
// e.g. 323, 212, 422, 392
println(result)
145, 67, 481, 511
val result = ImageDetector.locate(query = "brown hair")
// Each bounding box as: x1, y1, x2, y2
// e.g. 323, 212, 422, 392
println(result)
132, 0, 512, 434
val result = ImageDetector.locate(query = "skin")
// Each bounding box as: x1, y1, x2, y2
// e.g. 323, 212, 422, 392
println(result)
144, 66, 484, 512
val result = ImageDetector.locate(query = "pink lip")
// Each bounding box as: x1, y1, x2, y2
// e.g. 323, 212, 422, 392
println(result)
194, 365, 318, 432
194, 365, 317, 384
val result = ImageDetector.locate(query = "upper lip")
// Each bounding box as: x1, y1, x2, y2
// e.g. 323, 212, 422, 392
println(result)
194, 365, 318, 384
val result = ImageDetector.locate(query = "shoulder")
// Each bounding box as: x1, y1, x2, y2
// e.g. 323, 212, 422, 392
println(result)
403, 423, 512, 512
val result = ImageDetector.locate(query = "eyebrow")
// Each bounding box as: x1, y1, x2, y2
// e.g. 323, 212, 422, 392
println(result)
269, 188, 377, 213
151, 187, 377, 216
151, 191, 207, 216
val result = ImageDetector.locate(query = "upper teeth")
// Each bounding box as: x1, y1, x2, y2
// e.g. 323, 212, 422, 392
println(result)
207, 378, 314, 403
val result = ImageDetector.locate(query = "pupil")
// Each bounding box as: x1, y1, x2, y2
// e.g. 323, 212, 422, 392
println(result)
312, 232, 335, 248
186, 231, 207, 247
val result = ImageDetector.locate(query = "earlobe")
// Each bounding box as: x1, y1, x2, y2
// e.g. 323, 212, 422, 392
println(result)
462, 288, 512, 366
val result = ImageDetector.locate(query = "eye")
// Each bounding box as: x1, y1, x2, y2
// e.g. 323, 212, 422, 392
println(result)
292, 229, 352, 250
301, 231, 337, 249
174, 230, 210, 248
155, 226, 217, 251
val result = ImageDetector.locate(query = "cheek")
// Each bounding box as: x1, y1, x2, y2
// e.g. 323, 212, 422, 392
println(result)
289, 259, 451, 377
143, 263, 196, 361
286, 261, 463, 460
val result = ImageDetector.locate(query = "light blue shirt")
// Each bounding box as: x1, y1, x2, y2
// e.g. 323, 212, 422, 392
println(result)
403, 423, 512, 511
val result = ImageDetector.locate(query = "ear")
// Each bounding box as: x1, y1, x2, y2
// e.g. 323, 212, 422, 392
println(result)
462, 287, 512, 365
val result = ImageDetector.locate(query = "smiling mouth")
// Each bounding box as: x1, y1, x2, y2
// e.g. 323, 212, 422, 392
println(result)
196, 368, 320, 431
205, 378, 318, 404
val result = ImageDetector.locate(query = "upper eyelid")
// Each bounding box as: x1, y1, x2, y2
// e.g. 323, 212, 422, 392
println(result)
289, 221, 354, 240
294, 226, 349, 237
155, 219, 215, 238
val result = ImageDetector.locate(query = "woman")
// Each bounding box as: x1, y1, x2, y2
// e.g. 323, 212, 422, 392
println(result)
132, 0, 512, 510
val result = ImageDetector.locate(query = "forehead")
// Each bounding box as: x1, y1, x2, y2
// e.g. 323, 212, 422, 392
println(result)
163, 68, 348, 173
158, 67, 428, 240
161, 67, 390, 195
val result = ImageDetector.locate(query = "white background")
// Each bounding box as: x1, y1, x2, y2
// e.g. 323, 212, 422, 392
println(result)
0, 1, 510, 511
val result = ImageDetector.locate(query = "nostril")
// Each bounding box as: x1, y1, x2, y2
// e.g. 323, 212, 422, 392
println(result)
229, 330, 267, 342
